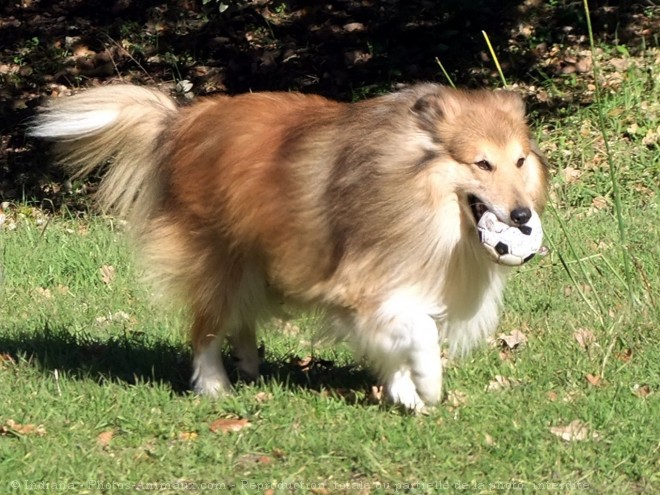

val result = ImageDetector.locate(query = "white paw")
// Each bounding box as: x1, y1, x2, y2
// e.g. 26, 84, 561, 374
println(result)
191, 340, 231, 397
386, 369, 426, 412
191, 370, 231, 398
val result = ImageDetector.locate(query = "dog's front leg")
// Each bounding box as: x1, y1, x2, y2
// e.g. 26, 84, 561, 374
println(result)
190, 313, 232, 397
359, 294, 443, 411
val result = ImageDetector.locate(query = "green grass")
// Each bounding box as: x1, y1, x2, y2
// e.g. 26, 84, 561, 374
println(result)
1, 51, 659, 494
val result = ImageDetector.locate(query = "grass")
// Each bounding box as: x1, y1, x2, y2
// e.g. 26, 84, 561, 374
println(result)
1, 50, 659, 495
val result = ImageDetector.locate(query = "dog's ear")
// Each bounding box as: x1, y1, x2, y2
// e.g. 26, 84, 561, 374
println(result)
530, 138, 551, 185
411, 87, 462, 134
412, 88, 461, 119
493, 90, 526, 120
530, 139, 549, 169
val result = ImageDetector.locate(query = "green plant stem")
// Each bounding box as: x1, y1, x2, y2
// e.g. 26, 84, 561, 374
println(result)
582, 0, 635, 305
482, 31, 507, 88
434, 57, 456, 88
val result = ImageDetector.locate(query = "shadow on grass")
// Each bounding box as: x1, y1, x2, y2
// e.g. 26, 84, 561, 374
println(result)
0, 325, 374, 401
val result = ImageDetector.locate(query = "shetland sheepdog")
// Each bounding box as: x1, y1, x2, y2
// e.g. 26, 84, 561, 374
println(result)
30, 83, 548, 410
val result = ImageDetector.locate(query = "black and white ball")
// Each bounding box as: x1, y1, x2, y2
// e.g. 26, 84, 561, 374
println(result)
477, 211, 543, 266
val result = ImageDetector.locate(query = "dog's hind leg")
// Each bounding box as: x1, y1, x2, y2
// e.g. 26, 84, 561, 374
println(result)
228, 324, 259, 382
226, 264, 273, 383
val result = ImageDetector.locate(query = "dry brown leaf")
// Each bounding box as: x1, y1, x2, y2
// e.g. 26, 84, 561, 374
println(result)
238, 453, 272, 465
178, 431, 198, 441
0, 353, 16, 368
1, 419, 47, 437
585, 374, 602, 387
97, 430, 114, 447
271, 448, 286, 459
100, 265, 116, 285
35, 287, 52, 299
574, 329, 596, 349
616, 348, 633, 363
209, 418, 251, 434
591, 196, 609, 210
498, 329, 527, 350
486, 375, 519, 391
561, 166, 582, 183
550, 420, 598, 442
254, 392, 273, 403
446, 390, 468, 408
610, 57, 630, 72
484, 433, 496, 446
546, 390, 559, 402
632, 384, 651, 398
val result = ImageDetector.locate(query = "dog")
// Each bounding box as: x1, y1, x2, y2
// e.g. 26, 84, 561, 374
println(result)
30, 83, 548, 410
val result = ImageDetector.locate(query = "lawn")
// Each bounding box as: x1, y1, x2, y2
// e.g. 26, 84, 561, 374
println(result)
1, 25, 659, 495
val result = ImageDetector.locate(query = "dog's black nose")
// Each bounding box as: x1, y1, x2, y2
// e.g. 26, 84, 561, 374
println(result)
510, 207, 532, 224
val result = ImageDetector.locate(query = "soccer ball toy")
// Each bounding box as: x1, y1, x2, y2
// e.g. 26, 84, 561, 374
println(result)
477, 210, 543, 266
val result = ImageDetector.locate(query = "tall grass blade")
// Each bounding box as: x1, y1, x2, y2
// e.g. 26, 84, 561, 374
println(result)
582, 0, 636, 305
435, 57, 456, 88
482, 31, 508, 88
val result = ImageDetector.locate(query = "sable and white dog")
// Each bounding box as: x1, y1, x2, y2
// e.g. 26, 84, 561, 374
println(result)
31, 83, 548, 410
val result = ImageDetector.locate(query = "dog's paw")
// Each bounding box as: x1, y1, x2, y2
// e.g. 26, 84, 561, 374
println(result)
191, 370, 231, 398
386, 369, 426, 412
191, 341, 231, 397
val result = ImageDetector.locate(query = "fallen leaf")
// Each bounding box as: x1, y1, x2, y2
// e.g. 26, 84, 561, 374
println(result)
100, 265, 115, 285
484, 433, 496, 446
271, 448, 287, 459
35, 287, 52, 299
574, 329, 596, 349
254, 392, 273, 403
550, 420, 598, 442
615, 348, 633, 362
178, 431, 198, 441
546, 390, 558, 402
0, 353, 16, 368
632, 384, 651, 398
97, 430, 114, 447
209, 418, 251, 434
561, 166, 582, 183
610, 57, 630, 72
237, 453, 272, 465
591, 196, 609, 210
446, 390, 468, 408
498, 329, 527, 350
562, 390, 582, 403
1, 419, 46, 437
585, 374, 601, 387
486, 375, 520, 391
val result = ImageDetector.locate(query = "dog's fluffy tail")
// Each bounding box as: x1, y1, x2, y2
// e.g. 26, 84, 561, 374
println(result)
29, 85, 178, 223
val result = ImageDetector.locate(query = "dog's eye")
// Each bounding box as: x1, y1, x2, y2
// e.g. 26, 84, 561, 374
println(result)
516, 157, 525, 168
475, 160, 493, 171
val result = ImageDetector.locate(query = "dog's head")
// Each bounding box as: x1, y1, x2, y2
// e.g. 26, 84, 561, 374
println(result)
412, 86, 549, 228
